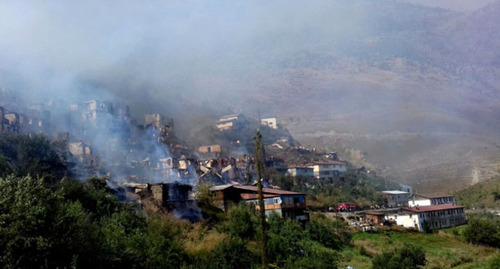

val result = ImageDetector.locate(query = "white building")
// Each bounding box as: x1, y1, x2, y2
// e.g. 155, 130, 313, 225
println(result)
387, 204, 467, 232
261, 117, 278, 129
382, 190, 410, 208
309, 161, 347, 180
408, 193, 456, 207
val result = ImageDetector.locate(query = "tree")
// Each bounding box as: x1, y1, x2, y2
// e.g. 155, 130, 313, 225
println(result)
464, 217, 500, 248
223, 203, 257, 240
254, 130, 268, 268
0, 133, 66, 182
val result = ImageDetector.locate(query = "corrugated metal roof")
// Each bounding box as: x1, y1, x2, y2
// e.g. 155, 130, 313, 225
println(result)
404, 204, 464, 213
240, 193, 279, 200
209, 184, 233, 191
382, 190, 410, 195
413, 193, 454, 199
234, 185, 305, 195
209, 184, 305, 195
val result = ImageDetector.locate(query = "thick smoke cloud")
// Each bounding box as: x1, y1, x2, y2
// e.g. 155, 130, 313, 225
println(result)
0, 0, 496, 136
0, 1, 368, 115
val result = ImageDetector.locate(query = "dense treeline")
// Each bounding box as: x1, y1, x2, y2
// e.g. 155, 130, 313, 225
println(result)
0, 175, 351, 268
0, 133, 66, 181
0, 134, 351, 268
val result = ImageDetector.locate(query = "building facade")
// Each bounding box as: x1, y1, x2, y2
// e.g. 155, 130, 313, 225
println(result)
382, 190, 410, 208
408, 193, 456, 207
287, 165, 314, 177
388, 204, 467, 232
310, 161, 347, 180
210, 184, 309, 222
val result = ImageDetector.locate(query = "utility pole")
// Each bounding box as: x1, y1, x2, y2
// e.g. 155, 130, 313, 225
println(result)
254, 130, 268, 268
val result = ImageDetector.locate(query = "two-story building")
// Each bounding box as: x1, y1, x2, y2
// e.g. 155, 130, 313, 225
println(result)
309, 161, 347, 180
408, 193, 456, 207
210, 184, 309, 222
382, 190, 410, 208
387, 204, 467, 232
286, 165, 314, 177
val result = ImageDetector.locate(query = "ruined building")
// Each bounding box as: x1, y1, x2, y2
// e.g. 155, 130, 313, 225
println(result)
216, 114, 249, 131
0, 106, 51, 134
124, 181, 201, 222
145, 114, 174, 142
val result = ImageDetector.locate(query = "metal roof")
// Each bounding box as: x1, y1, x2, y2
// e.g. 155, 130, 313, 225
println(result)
382, 190, 410, 195
404, 204, 464, 213
210, 184, 305, 195
412, 193, 454, 199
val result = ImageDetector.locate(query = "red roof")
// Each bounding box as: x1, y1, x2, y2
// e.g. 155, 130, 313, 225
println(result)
404, 204, 464, 213
240, 193, 278, 200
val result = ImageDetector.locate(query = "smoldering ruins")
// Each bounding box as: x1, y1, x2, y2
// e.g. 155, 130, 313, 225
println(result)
0, 89, 340, 223
0, 91, 303, 221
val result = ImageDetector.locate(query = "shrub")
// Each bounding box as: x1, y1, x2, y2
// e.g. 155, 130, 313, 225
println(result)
372, 243, 426, 269
464, 218, 500, 248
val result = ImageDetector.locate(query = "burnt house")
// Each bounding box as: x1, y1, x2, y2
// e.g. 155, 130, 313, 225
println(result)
126, 182, 201, 222
2, 110, 20, 133
265, 156, 286, 173
210, 184, 309, 222
216, 114, 249, 131
145, 114, 174, 142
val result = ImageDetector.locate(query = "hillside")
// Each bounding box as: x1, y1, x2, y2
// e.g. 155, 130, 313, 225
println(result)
202, 1, 500, 193
455, 176, 500, 210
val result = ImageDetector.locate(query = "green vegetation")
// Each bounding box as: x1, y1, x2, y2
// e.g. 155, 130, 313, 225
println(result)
456, 176, 500, 210
0, 176, 351, 268
0, 133, 66, 182
463, 214, 500, 248
271, 170, 392, 210
0, 175, 186, 268
372, 243, 426, 269
340, 229, 499, 269
3, 130, 500, 269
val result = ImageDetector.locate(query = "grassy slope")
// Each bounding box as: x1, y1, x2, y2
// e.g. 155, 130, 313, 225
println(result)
456, 176, 500, 210
341, 228, 498, 269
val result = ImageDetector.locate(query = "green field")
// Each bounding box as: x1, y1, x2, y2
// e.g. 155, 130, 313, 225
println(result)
339, 226, 499, 269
